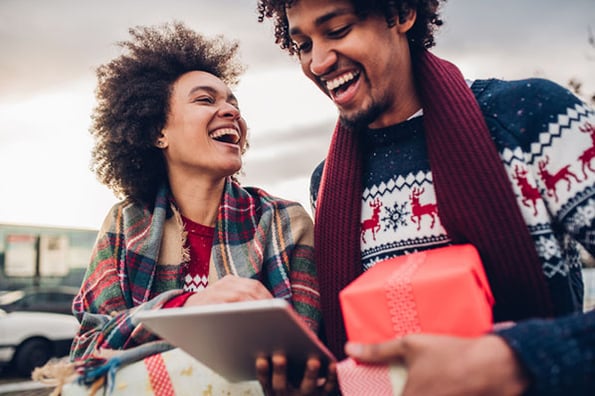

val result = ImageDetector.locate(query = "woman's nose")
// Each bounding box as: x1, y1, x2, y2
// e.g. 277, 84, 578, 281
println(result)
218, 102, 240, 119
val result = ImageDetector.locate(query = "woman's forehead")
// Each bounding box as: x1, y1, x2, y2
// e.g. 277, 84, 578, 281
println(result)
175, 70, 233, 97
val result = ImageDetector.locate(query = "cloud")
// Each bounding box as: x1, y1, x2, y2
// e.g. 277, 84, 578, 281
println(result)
0, 0, 289, 101
2, 0, 593, 101
436, 0, 595, 92
242, 119, 335, 183
0, 0, 593, 228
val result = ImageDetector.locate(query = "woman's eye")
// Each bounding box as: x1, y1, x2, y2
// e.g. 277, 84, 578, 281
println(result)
194, 96, 214, 104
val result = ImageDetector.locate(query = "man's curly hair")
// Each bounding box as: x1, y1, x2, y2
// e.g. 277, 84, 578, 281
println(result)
91, 21, 244, 205
257, 0, 445, 55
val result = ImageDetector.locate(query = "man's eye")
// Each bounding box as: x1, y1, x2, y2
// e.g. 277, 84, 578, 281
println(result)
295, 40, 312, 53
327, 25, 351, 38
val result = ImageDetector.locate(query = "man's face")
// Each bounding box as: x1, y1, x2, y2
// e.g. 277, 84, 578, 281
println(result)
286, 0, 418, 129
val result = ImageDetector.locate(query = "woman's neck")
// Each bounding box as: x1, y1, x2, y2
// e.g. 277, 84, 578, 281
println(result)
168, 174, 225, 227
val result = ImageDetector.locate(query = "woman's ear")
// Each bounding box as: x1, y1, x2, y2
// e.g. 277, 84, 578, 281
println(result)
155, 132, 168, 149
397, 8, 417, 33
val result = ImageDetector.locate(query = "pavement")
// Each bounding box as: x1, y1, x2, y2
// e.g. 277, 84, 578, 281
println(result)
0, 381, 54, 396
0, 368, 55, 396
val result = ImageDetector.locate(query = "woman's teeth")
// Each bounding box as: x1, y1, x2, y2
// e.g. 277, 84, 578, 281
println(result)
209, 128, 240, 144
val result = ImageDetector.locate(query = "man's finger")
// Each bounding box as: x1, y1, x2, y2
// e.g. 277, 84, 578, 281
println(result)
271, 353, 288, 393
299, 357, 321, 394
322, 361, 338, 394
345, 338, 407, 364
255, 356, 272, 394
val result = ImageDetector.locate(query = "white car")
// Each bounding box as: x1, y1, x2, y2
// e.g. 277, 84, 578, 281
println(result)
0, 308, 79, 377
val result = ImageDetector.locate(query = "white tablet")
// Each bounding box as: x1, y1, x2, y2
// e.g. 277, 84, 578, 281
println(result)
136, 298, 335, 383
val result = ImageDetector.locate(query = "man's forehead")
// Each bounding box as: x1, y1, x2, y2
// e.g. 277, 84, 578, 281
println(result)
286, 0, 355, 31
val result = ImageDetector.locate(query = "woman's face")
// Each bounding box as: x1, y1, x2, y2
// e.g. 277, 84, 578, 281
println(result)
159, 71, 247, 182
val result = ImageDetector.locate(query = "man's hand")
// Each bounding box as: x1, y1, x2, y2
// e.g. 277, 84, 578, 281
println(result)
345, 333, 530, 396
255, 353, 338, 395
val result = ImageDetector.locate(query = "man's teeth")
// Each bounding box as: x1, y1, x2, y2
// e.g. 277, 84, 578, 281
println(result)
325, 71, 358, 91
209, 128, 240, 144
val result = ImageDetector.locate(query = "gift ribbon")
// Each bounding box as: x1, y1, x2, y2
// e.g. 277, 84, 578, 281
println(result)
385, 253, 425, 335
145, 353, 175, 396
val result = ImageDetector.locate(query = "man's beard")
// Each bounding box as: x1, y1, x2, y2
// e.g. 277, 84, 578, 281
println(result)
339, 100, 386, 130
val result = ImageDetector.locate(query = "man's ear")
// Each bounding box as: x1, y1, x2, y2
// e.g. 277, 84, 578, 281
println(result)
397, 9, 417, 33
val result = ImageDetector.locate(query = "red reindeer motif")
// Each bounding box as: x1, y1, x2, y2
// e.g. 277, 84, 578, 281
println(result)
512, 165, 542, 216
578, 122, 595, 178
537, 155, 581, 202
580, 122, 595, 145
361, 198, 382, 243
409, 187, 438, 231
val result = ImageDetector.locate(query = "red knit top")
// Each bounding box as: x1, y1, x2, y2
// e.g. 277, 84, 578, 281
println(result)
163, 216, 214, 308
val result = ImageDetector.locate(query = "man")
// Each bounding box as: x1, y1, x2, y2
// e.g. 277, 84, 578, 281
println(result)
257, 0, 595, 393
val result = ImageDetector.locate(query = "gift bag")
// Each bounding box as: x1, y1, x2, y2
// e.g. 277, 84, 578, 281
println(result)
61, 348, 264, 396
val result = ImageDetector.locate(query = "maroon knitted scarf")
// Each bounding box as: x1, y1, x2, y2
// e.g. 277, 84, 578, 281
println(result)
314, 50, 554, 359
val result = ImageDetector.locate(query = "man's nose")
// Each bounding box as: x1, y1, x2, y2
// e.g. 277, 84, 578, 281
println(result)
309, 42, 337, 77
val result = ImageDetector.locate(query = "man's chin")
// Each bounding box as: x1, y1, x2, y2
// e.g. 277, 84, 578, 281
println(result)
339, 100, 389, 130
339, 110, 377, 131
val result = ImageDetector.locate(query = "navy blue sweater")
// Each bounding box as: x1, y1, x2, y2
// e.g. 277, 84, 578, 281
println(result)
312, 78, 592, 315
498, 309, 595, 395
311, 78, 595, 392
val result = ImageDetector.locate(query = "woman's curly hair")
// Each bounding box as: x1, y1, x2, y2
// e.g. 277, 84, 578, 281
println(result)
257, 0, 445, 55
91, 21, 244, 204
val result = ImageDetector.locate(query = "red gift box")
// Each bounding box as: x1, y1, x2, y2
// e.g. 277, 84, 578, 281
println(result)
339, 244, 494, 343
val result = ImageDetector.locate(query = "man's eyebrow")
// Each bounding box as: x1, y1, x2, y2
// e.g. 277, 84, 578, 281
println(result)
289, 8, 353, 36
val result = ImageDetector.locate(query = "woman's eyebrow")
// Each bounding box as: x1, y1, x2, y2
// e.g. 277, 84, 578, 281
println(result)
228, 93, 239, 106
187, 85, 217, 98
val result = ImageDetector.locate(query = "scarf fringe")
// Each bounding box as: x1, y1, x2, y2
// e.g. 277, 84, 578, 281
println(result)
31, 357, 78, 396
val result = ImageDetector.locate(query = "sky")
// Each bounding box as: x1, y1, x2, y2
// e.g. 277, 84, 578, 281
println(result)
0, 0, 593, 230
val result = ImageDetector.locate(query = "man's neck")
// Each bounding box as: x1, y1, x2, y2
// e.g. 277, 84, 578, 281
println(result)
368, 94, 422, 128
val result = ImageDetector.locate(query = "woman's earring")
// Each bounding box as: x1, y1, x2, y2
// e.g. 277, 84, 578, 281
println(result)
156, 140, 166, 148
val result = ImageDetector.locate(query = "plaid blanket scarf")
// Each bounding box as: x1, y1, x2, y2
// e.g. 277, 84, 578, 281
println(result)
70, 178, 320, 363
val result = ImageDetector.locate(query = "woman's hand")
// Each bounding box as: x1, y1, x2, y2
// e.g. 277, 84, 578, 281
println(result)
255, 353, 338, 396
184, 275, 274, 306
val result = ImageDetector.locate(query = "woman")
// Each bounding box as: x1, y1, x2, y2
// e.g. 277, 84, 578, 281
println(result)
69, 22, 323, 389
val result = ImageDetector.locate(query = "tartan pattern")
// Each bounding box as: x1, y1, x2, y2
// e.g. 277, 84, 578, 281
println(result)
70, 178, 320, 362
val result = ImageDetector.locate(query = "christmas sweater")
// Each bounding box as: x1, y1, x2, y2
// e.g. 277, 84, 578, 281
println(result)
311, 78, 595, 316
497, 309, 595, 395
